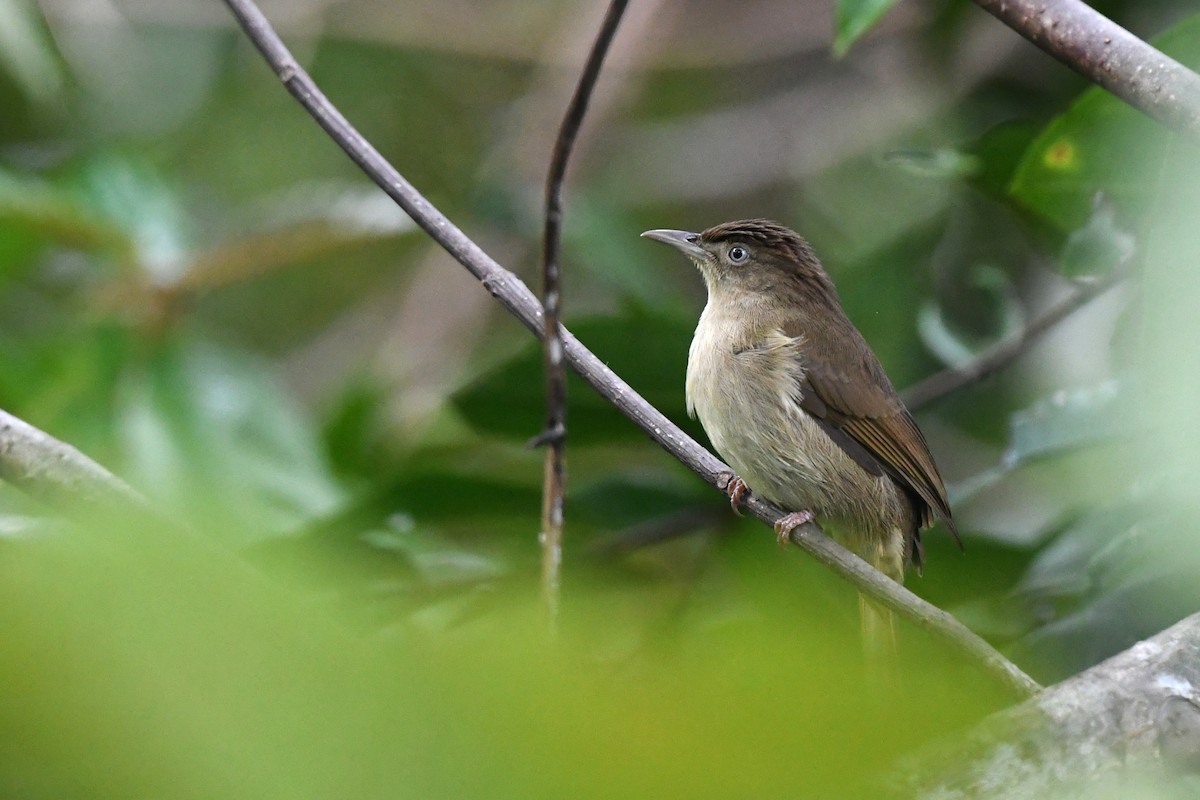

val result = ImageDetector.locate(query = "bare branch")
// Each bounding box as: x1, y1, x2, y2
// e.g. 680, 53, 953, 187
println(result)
902, 273, 1123, 411
0, 409, 162, 522
537, 0, 630, 627
218, 0, 1040, 700
973, 0, 1200, 137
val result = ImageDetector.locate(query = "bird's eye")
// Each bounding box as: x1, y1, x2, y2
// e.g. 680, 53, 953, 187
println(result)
727, 245, 749, 264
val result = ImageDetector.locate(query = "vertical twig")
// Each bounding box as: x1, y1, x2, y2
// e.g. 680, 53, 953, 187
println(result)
537, 0, 630, 626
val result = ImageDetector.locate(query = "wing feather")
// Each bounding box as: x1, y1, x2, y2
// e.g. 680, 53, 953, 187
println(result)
789, 318, 959, 543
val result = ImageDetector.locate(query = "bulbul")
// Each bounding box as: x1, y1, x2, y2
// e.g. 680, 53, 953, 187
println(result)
642, 219, 958, 649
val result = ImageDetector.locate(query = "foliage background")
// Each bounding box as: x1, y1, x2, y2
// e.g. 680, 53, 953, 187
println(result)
1, 0, 1198, 796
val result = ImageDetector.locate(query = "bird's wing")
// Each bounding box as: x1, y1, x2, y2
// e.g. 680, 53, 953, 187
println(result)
785, 318, 958, 542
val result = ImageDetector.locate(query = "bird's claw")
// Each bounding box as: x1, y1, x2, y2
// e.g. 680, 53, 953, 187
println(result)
719, 473, 749, 516
773, 510, 815, 547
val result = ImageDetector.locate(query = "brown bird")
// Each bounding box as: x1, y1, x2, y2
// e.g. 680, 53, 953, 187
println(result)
642, 219, 958, 650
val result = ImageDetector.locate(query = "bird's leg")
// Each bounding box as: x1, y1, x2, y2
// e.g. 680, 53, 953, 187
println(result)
773, 510, 815, 547
716, 471, 749, 516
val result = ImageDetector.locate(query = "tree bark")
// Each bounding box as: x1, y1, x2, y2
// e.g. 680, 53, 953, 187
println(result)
896, 610, 1200, 797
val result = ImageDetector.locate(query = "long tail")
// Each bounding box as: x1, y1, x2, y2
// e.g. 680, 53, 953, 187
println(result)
858, 529, 907, 670
858, 592, 898, 660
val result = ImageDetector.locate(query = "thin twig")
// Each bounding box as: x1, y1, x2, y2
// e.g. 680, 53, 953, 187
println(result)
537, 0, 630, 627
218, 0, 1041, 700
973, 0, 1200, 137
902, 274, 1123, 411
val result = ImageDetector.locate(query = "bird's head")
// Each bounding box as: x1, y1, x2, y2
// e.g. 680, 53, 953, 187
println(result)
641, 218, 839, 306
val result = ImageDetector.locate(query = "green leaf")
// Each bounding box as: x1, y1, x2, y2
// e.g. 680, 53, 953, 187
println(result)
113, 336, 345, 543
65, 153, 193, 282
0, 0, 64, 106
1058, 195, 1136, 280
1005, 380, 1124, 466
1009, 14, 1200, 230
881, 148, 981, 180
451, 311, 705, 446
0, 166, 134, 260
951, 380, 1127, 506
917, 264, 1024, 368
833, 0, 901, 56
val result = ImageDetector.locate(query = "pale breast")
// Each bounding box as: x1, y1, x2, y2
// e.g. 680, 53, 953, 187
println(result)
686, 303, 909, 541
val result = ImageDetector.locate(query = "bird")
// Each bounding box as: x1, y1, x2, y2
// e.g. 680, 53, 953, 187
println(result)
641, 219, 958, 651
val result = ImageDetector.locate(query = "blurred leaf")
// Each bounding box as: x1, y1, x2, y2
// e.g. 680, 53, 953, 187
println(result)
0, 512, 1012, 800
177, 183, 416, 293
970, 120, 1040, 198
572, 473, 707, 532
1019, 511, 1121, 602
321, 379, 395, 480
1014, 569, 1200, 683
1059, 194, 1136, 281
0, 0, 63, 106
917, 263, 1023, 368
952, 380, 1127, 506
882, 147, 980, 180
379, 471, 540, 524
1009, 14, 1200, 231
1005, 379, 1123, 465
833, 0, 901, 56
451, 311, 704, 446
114, 336, 344, 543
569, 195, 687, 314
362, 516, 508, 587
65, 153, 192, 283
0, 166, 133, 261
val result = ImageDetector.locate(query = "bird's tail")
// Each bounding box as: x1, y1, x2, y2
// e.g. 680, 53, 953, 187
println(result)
858, 592, 898, 661
858, 530, 906, 673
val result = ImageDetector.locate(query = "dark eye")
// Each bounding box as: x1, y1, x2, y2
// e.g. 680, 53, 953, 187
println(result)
727, 245, 749, 264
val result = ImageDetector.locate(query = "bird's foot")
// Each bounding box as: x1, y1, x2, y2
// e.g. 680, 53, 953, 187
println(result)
773, 510, 815, 547
717, 472, 749, 516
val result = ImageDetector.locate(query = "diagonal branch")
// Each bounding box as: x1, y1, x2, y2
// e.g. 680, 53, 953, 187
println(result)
537, 0, 630, 627
972, 0, 1200, 137
0, 409, 166, 524
218, 0, 1041, 700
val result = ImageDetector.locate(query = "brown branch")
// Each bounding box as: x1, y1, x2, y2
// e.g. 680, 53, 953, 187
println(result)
218, 0, 1041, 700
902, 273, 1123, 411
972, 0, 1200, 137
536, 0, 630, 627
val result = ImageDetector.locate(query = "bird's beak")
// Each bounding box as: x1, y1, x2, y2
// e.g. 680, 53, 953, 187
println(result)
641, 228, 708, 261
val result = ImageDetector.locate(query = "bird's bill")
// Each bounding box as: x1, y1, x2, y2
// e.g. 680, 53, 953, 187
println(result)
640, 228, 708, 261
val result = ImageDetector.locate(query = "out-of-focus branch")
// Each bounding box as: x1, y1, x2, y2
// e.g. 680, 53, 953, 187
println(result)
896, 609, 1200, 797
902, 273, 1123, 411
536, 0, 630, 627
0, 409, 161, 522
972, 0, 1200, 137
218, 0, 1041, 700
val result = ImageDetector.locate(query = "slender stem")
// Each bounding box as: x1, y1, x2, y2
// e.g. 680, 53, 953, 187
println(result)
217, 0, 1041, 699
972, 0, 1200, 137
538, 0, 630, 627
902, 274, 1123, 411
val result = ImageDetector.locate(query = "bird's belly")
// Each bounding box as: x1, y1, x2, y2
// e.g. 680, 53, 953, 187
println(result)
686, 336, 902, 536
